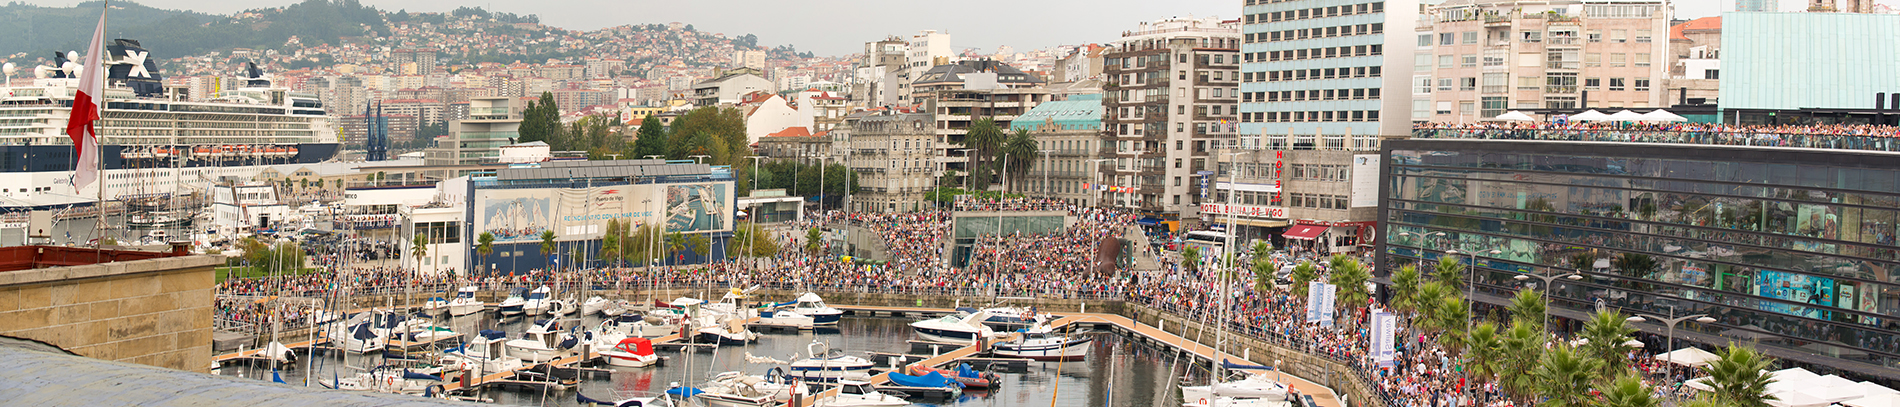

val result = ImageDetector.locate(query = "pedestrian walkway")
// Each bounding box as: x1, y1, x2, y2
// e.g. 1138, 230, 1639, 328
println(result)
1123, 226, 1166, 271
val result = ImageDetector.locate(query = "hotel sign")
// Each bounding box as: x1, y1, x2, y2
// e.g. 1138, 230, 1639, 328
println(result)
1198, 203, 1288, 218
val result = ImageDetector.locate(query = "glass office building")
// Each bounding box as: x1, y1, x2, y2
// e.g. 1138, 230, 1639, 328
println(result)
1379, 132, 1900, 382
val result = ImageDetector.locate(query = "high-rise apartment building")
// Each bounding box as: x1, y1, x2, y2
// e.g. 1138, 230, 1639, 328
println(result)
908, 30, 953, 70
1229, 0, 1415, 243
391, 49, 437, 73
423, 97, 521, 166
733, 50, 767, 72
1416, 0, 1672, 123
1100, 17, 1240, 219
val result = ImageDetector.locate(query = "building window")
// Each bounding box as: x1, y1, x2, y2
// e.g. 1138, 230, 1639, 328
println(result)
1459, 102, 1475, 116
1610, 53, 1627, 67
1438, 54, 1454, 68
1587, 30, 1602, 42
1440, 32, 1455, 45
1461, 54, 1477, 67
1635, 30, 1652, 43
1516, 75, 1542, 90
1584, 77, 1601, 90
1481, 96, 1506, 118
1586, 53, 1601, 67
1483, 49, 1505, 66
1435, 101, 1452, 115
1482, 73, 1506, 93
1460, 77, 1477, 91
1634, 78, 1651, 91
1520, 30, 1542, 43
1609, 77, 1627, 91
1462, 31, 1478, 44
1412, 99, 1432, 119
1417, 34, 1432, 47
1635, 53, 1651, 67
1438, 78, 1454, 91
1611, 29, 1627, 43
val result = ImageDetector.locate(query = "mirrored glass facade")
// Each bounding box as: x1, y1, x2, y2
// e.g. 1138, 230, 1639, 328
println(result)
1378, 138, 1900, 382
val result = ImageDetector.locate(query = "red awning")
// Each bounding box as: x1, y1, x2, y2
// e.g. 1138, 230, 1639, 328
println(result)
1282, 225, 1327, 240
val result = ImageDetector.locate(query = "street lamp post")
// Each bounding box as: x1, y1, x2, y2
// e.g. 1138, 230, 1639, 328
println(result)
953, 148, 976, 210
1513, 267, 1583, 329
1221, 152, 1246, 269
1628, 306, 1716, 400
688, 155, 710, 164
1038, 149, 1054, 201
643, 155, 664, 160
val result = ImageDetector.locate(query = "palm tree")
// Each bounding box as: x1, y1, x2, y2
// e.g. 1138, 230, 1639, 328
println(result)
1507, 288, 1547, 329
1613, 252, 1660, 280
1289, 260, 1319, 297
958, 118, 1005, 190
1433, 294, 1471, 354
1580, 309, 1639, 380
1181, 246, 1202, 275
1497, 321, 1546, 403
1329, 257, 1371, 316
1703, 344, 1778, 407
804, 227, 822, 255
1433, 255, 1463, 285
539, 230, 557, 270
1000, 129, 1038, 192
410, 232, 430, 274
1600, 373, 1661, 407
1389, 264, 1422, 314
1249, 241, 1275, 293
475, 232, 495, 275
1533, 344, 1604, 407
1412, 281, 1450, 329
1465, 321, 1504, 389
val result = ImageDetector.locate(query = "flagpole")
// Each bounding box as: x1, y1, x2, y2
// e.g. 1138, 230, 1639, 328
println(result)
93, 1, 108, 260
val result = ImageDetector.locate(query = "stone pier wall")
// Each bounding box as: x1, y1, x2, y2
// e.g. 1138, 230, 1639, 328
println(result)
0, 255, 223, 373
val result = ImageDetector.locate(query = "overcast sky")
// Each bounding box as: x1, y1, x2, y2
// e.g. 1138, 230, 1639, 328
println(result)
31, 0, 1849, 56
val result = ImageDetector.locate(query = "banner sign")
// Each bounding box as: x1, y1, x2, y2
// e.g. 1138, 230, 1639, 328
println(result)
1373, 311, 1397, 367
1199, 203, 1288, 218
1306, 282, 1337, 327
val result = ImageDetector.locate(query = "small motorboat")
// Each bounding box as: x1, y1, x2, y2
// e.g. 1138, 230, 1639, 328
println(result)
505, 319, 578, 362
991, 324, 1091, 361
814, 380, 908, 406
248, 341, 297, 364
440, 330, 525, 374
695, 317, 759, 345
693, 370, 809, 406
523, 286, 553, 315
600, 337, 660, 368
909, 311, 1000, 345
327, 315, 384, 354
780, 292, 843, 325
447, 286, 486, 317
549, 297, 578, 316
578, 390, 675, 407
583, 296, 612, 316
498, 288, 528, 316
602, 299, 630, 317
420, 296, 450, 316
755, 309, 815, 330
631, 308, 687, 338
906, 363, 998, 389
785, 341, 873, 382
882, 370, 963, 398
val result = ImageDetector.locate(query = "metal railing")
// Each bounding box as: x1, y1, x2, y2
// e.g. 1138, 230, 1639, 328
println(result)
1410, 128, 1900, 153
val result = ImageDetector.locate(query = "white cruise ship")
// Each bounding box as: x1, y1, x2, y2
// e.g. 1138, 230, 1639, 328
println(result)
0, 38, 339, 200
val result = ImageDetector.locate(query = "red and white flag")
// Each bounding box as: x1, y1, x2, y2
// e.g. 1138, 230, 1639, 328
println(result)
68, 11, 105, 191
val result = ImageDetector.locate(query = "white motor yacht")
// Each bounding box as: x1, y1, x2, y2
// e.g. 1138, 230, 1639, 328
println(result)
694, 316, 759, 345
582, 296, 612, 316
602, 299, 630, 317
992, 324, 1091, 361
785, 341, 873, 382
420, 296, 450, 316
523, 286, 553, 315
691, 371, 808, 406
498, 289, 528, 316
756, 309, 816, 330
505, 319, 578, 362
549, 297, 578, 316
909, 311, 1000, 345
319, 365, 443, 395
326, 314, 384, 354
447, 286, 486, 317
440, 330, 526, 374
788, 293, 843, 325
813, 380, 907, 406
632, 307, 687, 338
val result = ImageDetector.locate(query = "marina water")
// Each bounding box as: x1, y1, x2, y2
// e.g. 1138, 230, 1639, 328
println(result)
218, 315, 1195, 406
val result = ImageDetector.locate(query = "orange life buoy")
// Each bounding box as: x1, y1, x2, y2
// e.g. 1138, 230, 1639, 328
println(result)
1198, 398, 1208, 405
386, 375, 396, 388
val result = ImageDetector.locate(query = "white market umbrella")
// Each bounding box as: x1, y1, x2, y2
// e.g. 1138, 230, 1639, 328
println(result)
1770, 367, 1821, 384
1608, 109, 1645, 121
1845, 392, 1900, 407
1653, 347, 1720, 366
1495, 110, 1536, 121
1640, 109, 1688, 122
1862, 382, 1900, 395
1684, 376, 1715, 392
1767, 390, 1834, 407
1571, 109, 1611, 121
1792, 374, 1866, 403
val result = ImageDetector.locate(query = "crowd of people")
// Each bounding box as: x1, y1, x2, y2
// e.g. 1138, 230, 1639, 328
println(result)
1413, 121, 1900, 152
218, 196, 1704, 405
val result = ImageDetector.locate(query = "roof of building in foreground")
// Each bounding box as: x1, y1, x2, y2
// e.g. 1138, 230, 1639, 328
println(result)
1011, 94, 1104, 131
0, 335, 469, 407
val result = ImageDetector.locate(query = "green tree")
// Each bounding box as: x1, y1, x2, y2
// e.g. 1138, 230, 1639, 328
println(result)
1508, 288, 1548, 329
1250, 241, 1276, 293
671, 130, 729, 162
410, 232, 430, 273
538, 229, 557, 267
475, 232, 495, 275
1330, 256, 1371, 315
1433, 294, 1471, 354
1000, 129, 1038, 192
1181, 246, 1202, 275
1434, 255, 1464, 285
1600, 373, 1662, 407
958, 118, 1005, 190
630, 114, 668, 160
730, 222, 779, 258
667, 106, 747, 165
1533, 344, 1604, 407
1497, 321, 1547, 403
599, 219, 622, 268
1289, 260, 1319, 297
517, 91, 562, 145
1579, 309, 1639, 380
804, 227, 823, 255
662, 232, 710, 263
1703, 344, 1778, 407
1466, 321, 1505, 390
1413, 281, 1450, 327
1389, 264, 1422, 314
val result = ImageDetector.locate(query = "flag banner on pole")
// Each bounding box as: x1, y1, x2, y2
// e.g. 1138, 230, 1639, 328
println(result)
1374, 311, 1398, 367
67, 10, 105, 191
